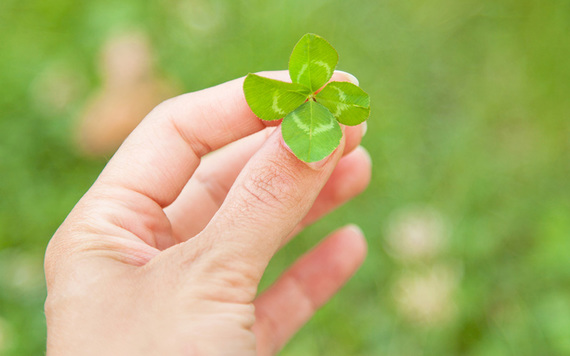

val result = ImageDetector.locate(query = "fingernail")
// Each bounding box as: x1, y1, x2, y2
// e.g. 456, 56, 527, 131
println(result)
335, 70, 359, 86
305, 153, 333, 170
361, 122, 368, 137
345, 224, 365, 236
358, 145, 372, 166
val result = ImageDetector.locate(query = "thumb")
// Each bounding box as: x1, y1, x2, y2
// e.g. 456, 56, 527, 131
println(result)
192, 127, 345, 287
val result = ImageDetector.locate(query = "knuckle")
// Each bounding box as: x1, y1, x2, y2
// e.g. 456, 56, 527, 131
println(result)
153, 94, 215, 157
149, 95, 191, 129
200, 254, 259, 302
240, 162, 300, 213
152, 95, 179, 115
167, 242, 259, 303
44, 237, 59, 282
142, 97, 177, 126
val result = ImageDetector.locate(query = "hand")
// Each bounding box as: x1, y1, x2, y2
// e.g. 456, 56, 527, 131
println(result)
45, 71, 371, 355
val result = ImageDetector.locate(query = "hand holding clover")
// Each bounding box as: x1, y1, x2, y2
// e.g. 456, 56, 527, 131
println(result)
244, 33, 371, 162
44, 33, 371, 356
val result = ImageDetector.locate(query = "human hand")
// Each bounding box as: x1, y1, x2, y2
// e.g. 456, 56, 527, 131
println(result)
44, 71, 371, 355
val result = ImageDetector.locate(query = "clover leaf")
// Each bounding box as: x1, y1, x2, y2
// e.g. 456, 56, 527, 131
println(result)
289, 33, 338, 92
244, 33, 370, 162
281, 101, 342, 163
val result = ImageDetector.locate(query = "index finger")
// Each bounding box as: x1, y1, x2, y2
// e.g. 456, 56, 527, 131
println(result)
95, 71, 356, 208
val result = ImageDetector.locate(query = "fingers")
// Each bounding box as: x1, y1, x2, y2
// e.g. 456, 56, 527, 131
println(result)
95, 71, 357, 209
164, 128, 275, 242
253, 226, 367, 356
286, 146, 371, 243
94, 71, 284, 207
164, 125, 367, 243
194, 126, 346, 283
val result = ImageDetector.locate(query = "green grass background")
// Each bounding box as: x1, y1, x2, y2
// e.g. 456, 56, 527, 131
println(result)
1, 0, 569, 354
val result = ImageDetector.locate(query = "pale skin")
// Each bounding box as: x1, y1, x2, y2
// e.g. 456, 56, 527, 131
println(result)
44, 70, 372, 355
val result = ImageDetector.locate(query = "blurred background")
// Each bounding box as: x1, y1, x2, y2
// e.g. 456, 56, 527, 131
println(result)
1, 0, 569, 354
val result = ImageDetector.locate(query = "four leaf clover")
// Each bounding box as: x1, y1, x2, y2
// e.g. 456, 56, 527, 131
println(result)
243, 33, 371, 162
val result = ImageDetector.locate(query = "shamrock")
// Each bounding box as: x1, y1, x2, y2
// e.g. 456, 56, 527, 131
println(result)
243, 33, 371, 162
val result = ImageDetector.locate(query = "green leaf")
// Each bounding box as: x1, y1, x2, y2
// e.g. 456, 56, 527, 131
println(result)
289, 33, 338, 92
316, 81, 370, 126
243, 73, 311, 120
281, 101, 342, 162
243, 33, 370, 163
